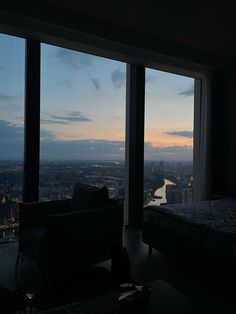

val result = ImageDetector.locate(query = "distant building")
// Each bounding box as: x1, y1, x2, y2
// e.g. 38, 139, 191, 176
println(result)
182, 188, 193, 203
166, 185, 193, 204
166, 185, 181, 204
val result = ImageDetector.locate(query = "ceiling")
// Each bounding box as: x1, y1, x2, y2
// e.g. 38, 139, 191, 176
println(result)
0, 1, 236, 69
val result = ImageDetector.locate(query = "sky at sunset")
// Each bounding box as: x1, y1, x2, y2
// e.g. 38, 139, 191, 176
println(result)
0, 33, 194, 161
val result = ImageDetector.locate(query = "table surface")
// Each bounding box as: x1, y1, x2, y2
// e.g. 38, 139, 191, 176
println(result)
37, 279, 235, 314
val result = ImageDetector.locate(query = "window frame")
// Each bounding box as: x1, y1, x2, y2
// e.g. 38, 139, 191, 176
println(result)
0, 25, 211, 226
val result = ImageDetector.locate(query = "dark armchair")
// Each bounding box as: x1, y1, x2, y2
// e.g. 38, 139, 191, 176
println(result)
18, 184, 124, 288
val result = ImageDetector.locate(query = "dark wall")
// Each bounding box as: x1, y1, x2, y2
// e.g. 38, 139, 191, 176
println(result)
221, 66, 236, 197
210, 63, 236, 198
211, 70, 228, 197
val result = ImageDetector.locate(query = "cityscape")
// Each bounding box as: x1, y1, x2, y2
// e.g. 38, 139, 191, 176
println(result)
0, 159, 193, 242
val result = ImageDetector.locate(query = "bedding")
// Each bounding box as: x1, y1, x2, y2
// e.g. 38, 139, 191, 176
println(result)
143, 199, 236, 258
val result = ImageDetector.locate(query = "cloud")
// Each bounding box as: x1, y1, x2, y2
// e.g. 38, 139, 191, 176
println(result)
90, 78, 101, 90
46, 138, 191, 161
0, 92, 16, 101
0, 120, 23, 139
0, 120, 24, 160
178, 85, 194, 97
40, 128, 54, 140
40, 139, 126, 160
54, 48, 92, 69
52, 112, 91, 122
40, 141, 193, 161
110, 116, 121, 120
164, 130, 193, 138
42, 112, 92, 124
41, 119, 68, 125
144, 143, 193, 161
145, 143, 191, 153
145, 75, 155, 84
0, 103, 21, 112
111, 69, 125, 88
57, 80, 72, 88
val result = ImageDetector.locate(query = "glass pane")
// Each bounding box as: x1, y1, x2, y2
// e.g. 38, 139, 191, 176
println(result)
40, 44, 126, 202
144, 68, 194, 205
0, 33, 25, 242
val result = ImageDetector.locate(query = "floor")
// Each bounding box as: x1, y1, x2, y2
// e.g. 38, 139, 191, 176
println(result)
0, 228, 236, 312
0, 241, 18, 290
124, 228, 236, 313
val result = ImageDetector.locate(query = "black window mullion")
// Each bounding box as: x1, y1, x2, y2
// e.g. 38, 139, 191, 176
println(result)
125, 64, 145, 226
23, 39, 40, 202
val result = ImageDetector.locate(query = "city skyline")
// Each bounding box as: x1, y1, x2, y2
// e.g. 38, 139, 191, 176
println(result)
0, 33, 194, 161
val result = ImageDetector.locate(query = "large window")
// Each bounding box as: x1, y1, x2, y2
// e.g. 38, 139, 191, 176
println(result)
0, 32, 200, 235
144, 68, 194, 206
40, 44, 126, 201
0, 34, 25, 242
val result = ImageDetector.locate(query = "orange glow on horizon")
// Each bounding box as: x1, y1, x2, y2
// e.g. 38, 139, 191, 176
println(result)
145, 136, 193, 148
43, 123, 193, 148
49, 132, 193, 149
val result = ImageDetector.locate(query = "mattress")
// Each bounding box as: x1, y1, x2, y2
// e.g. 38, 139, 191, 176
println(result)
143, 199, 236, 258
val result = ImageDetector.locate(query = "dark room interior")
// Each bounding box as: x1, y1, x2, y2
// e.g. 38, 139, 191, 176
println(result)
1, 1, 236, 313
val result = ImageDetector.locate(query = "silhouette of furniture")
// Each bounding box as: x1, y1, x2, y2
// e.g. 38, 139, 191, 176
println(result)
143, 199, 236, 281
18, 184, 124, 292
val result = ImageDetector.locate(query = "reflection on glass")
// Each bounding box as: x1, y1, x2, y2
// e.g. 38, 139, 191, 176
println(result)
0, 34, 25, 242
144, 68, 194, 205
40, 44, 126, 202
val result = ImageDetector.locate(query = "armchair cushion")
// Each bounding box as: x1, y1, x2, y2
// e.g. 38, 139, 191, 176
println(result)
71, 182, 109, 211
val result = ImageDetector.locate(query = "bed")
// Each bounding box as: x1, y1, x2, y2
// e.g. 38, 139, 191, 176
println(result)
142, 199, 236, 280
